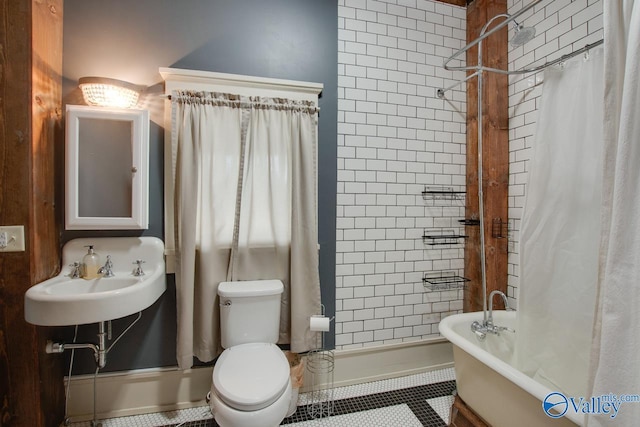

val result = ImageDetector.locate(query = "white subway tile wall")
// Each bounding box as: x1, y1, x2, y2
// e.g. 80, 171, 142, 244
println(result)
506, 0, 603, 307
337, 0, 604, 346
337, 0, 467, 349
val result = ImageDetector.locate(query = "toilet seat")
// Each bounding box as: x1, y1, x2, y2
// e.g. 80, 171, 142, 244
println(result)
213, 343, 290, 411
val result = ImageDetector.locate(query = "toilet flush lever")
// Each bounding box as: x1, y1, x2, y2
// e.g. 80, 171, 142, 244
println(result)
221, 300, 231, 306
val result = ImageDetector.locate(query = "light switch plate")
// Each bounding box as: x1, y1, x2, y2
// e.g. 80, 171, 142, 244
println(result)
0, 225, 26, 252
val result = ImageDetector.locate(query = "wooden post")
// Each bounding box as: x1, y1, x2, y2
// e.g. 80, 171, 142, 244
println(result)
450, 395, 491, 427
0, 1, 64, 426
464, 0, 509, 312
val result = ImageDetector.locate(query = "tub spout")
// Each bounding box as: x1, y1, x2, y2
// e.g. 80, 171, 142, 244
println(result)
487, 290, 509, 327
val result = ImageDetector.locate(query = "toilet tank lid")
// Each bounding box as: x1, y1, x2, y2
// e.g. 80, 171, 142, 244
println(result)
218, 280, 284, 297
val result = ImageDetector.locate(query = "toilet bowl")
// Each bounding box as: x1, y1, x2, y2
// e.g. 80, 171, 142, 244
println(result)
210, 280, 293, 426
210, 342, 292, 427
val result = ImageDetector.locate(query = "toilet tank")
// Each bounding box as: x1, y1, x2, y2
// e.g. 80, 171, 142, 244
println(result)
218, 280, 283, 348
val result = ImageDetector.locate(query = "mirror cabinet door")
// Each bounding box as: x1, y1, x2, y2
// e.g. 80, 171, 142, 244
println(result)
65, 105, 149, 230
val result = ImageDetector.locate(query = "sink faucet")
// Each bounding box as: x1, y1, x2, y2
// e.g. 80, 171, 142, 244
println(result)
132, 259, 145, 277
68, 262, 82, 279
98, 255, 115, 278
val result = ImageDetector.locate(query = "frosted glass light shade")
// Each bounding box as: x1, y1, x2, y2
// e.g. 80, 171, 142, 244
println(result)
79, 77, 140, 109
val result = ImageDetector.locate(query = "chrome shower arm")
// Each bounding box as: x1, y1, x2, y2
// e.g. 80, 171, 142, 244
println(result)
443, 0, 543, 72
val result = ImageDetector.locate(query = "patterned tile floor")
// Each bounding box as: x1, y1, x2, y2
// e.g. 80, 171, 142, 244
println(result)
69, 367, 456, 427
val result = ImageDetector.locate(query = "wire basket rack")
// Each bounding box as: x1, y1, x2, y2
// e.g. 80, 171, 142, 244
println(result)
422, 270, 470, 292
421, 185, 465, 206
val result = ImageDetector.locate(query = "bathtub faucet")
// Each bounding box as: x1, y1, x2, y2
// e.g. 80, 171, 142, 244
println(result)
471, 290, 514, 339
487, 290, 509, 328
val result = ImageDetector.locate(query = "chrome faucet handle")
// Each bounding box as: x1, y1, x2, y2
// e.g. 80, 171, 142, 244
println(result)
132, 259, 145, 277
98, 255, 115, 278
68, 262, 82, 279
491, 325, 515, 335
471, 321, 487, 340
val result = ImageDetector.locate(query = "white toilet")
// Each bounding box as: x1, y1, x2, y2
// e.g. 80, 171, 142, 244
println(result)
210, 280, 293, 427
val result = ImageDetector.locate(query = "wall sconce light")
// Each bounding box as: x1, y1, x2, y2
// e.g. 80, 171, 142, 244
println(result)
79, 77, 140, 109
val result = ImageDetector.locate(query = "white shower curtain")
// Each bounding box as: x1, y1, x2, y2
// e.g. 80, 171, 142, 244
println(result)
588, 2, 640, 425
171, 92, 321, 369
515, 47, 604, 398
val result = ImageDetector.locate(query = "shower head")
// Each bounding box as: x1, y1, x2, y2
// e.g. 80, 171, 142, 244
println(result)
510, 22, 536, 47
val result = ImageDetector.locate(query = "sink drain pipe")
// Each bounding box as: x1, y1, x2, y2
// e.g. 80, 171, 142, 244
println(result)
46, 321, 107, 368
47, 312, 142, 426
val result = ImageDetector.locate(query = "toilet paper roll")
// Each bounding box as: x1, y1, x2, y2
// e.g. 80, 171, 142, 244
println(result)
310, 316, 331, 332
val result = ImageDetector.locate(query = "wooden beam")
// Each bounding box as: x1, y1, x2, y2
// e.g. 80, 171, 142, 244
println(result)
32, 1, 65, 425
450, 395, 491, 427
463, 0, 509, 312
435, 0, 467, 7
0, 1, 64, 426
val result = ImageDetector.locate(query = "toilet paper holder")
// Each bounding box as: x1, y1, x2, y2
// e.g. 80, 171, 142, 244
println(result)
309, 304, 334, 332
307, 304, 335, 419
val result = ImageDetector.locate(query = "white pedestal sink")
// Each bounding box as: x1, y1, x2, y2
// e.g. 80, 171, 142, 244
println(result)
25, 237, 166, 326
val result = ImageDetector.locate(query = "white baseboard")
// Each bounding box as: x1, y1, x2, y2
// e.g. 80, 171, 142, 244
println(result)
65, 366, 214, 422
66, 338, 453, 421
324, 337, 453, 391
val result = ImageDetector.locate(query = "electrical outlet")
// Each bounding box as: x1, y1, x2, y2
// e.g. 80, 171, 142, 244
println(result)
0, 226, 25, 252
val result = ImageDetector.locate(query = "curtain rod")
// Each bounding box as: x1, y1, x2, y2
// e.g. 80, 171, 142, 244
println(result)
159, 93, 320, 111
437, 39, 604, 98
442, 0, 544, 73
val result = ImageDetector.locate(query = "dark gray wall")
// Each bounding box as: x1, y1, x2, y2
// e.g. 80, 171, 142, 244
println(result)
62, 0, 337, 374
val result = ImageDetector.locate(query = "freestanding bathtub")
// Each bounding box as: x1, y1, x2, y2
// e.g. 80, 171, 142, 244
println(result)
439, 311, 581, 426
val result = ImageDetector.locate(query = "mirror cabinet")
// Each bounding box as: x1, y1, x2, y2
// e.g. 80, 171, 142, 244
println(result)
65, 105, 149, 230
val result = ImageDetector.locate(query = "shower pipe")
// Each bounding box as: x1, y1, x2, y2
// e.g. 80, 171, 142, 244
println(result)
436, 0, 604, 326
442, 0, 542, 72
438, 0, 604, 94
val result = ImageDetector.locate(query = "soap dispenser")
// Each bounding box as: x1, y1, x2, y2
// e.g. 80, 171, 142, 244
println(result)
82, 245, 101, 280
